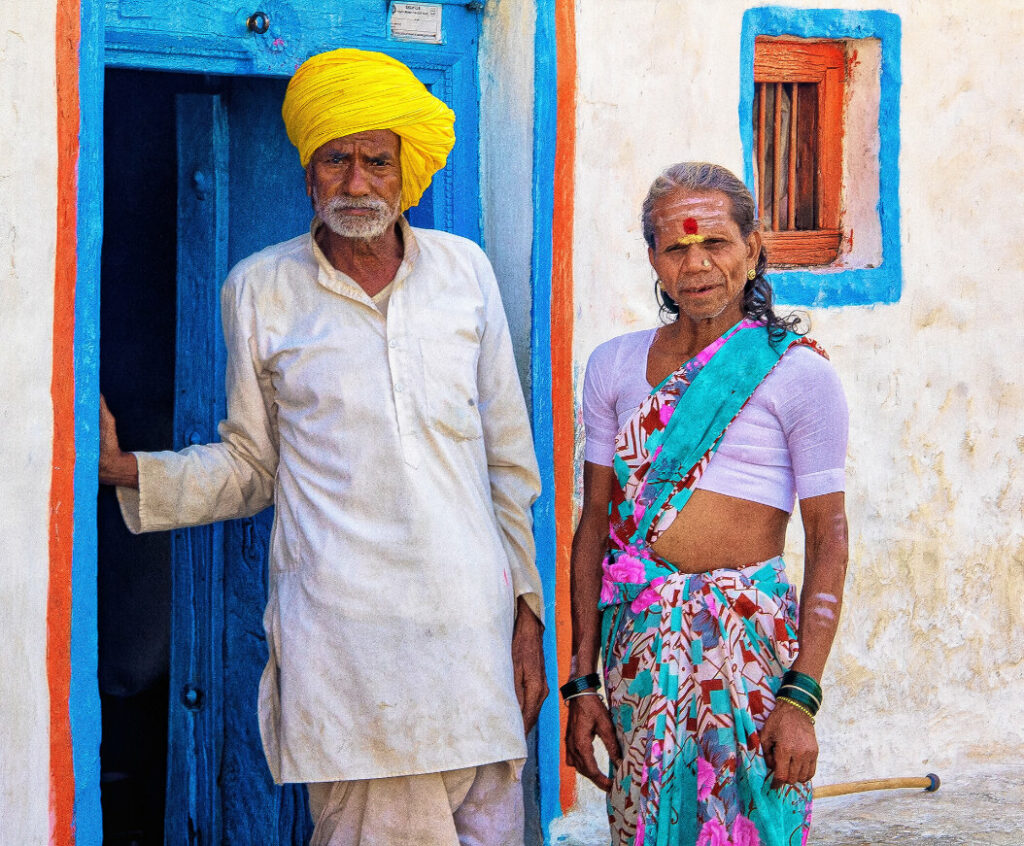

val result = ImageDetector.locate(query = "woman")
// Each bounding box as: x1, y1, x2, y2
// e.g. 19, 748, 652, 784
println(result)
563, 163, 849, 846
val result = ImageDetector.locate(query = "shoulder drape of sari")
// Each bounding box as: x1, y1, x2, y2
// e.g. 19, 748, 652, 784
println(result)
600, 320, 826, 611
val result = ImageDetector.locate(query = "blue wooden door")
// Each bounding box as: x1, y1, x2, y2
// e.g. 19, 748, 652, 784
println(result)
105, 3, 485, 842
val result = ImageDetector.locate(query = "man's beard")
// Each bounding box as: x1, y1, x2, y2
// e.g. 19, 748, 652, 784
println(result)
315, 192, 401, 241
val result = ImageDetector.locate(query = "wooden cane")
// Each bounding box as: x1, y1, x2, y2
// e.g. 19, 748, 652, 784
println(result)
813, 772, 940, 799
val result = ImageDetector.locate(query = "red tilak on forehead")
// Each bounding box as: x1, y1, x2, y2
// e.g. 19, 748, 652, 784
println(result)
683, 217, 698, 234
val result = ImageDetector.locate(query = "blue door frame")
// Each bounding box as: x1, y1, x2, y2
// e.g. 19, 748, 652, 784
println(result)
73, 0, 567, 842
69, 0, 545, 842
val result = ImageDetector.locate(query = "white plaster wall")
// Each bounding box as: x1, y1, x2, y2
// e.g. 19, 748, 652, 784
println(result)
561, 0, 1024, 832
479, 0, 536, 391
0, 0, 58, 843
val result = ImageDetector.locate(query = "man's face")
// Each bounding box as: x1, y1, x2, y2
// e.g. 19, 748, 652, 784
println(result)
305, 129, 403, 240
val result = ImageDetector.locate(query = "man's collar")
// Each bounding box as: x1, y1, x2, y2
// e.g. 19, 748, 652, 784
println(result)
309, 215, 419, 302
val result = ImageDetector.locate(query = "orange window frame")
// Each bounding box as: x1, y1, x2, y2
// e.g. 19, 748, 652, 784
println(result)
754, 38, 846, 266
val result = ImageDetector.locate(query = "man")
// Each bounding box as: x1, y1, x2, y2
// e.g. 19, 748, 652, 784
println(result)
99, 48, 547, 846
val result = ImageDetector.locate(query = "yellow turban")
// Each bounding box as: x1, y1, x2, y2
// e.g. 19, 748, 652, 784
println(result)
282, 48, 456, 211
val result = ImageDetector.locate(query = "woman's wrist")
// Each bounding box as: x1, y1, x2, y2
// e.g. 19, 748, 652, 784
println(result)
566, 651, 600, 680
776, 696, 816, 725
779, 669, 822, 716
559, 672, 602, 701
565, 689, 604, 705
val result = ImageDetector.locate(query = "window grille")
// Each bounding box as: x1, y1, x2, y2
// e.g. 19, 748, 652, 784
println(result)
753, 38, 845, 266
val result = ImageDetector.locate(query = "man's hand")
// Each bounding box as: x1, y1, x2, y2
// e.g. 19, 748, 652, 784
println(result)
565, 693, 621, 791
98, 395, 139, 488
511, 597, 548, 734
761, 700, 818, 788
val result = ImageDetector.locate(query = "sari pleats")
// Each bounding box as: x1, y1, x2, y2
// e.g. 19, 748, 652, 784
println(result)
604, 560, 812, 846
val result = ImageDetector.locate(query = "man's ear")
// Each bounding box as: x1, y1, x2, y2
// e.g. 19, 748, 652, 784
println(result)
304, 165, 313, 198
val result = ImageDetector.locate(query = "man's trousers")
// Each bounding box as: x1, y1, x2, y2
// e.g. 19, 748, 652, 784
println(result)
307, 760, 524, 846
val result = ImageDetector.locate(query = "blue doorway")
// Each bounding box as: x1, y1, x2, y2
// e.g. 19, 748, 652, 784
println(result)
98, 3, 493, 841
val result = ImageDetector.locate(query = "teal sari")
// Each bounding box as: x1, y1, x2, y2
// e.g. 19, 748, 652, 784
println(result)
600, 320, 824, 846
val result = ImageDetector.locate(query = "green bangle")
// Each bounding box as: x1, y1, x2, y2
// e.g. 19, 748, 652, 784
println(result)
781, 670, 822, 702
777, 686, 820, 715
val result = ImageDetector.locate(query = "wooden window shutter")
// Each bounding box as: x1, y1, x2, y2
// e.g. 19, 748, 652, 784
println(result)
754, 38, 846, 266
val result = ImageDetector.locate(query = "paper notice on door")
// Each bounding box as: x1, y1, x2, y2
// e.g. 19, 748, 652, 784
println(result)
389, 3, 443, 45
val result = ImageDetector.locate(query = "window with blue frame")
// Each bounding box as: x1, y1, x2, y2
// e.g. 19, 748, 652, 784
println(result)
741, 8, 902, 307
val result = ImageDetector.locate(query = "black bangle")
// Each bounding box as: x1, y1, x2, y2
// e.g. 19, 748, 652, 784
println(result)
559, 673, 601, 700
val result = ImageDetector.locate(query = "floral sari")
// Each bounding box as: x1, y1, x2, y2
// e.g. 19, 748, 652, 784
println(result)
600, 320, 824, 846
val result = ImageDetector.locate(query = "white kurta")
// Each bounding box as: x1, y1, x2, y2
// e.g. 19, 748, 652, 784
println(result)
118, 219, 543, 783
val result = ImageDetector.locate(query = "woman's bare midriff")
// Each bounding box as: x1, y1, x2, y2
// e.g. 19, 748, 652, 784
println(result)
649, 488, 790, 573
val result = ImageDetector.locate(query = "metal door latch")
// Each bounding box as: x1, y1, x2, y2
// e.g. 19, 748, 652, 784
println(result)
246, 10, 270, 34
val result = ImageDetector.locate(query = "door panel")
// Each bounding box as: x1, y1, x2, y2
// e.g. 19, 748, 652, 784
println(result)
173, 80, 315, 844
105, 0, 482, 76
219, 79, 312, 842
171, 92, 229, 846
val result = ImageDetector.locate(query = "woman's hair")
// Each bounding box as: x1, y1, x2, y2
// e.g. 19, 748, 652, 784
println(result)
641, 161, 803, 340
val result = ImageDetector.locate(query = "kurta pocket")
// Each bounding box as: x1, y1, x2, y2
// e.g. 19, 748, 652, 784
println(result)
419, 338, 483, 440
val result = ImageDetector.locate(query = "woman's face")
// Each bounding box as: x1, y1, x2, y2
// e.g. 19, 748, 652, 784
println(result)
648, 188, 761, 331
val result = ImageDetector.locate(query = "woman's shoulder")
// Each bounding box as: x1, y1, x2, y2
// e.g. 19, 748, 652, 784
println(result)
759, 340, 846, 410
587, 326, 658, 368
583, 327, 656, 403
776, 340, 840, 381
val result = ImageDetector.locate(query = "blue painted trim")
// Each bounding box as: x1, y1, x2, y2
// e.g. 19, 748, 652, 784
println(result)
739, 8, 902, 306
72, 0, 105, 842
530, 0, 561, 839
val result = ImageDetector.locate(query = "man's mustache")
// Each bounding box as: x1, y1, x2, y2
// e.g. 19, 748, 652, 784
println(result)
321, 196, 393, 213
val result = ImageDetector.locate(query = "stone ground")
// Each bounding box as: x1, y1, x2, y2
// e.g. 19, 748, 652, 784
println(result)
549, 763, 1024, 845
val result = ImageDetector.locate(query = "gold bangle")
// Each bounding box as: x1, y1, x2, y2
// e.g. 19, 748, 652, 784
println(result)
777, 696, 816, 725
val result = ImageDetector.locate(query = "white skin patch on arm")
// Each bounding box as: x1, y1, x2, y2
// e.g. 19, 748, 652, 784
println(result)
805, 592, 840, 623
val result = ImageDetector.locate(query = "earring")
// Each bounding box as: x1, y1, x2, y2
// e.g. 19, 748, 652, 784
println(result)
702, 259, 711, 268
656, 279, 665, 291
747, 268, 756, 280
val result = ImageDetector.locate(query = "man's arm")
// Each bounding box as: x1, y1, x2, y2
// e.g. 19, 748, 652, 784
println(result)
473, 249, 547, 731
104, 272, 278, 534
473, 250, 544, 613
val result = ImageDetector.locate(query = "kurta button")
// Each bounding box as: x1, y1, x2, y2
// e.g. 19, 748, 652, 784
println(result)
389, 339, 398, 348
395, 383, 404, 393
